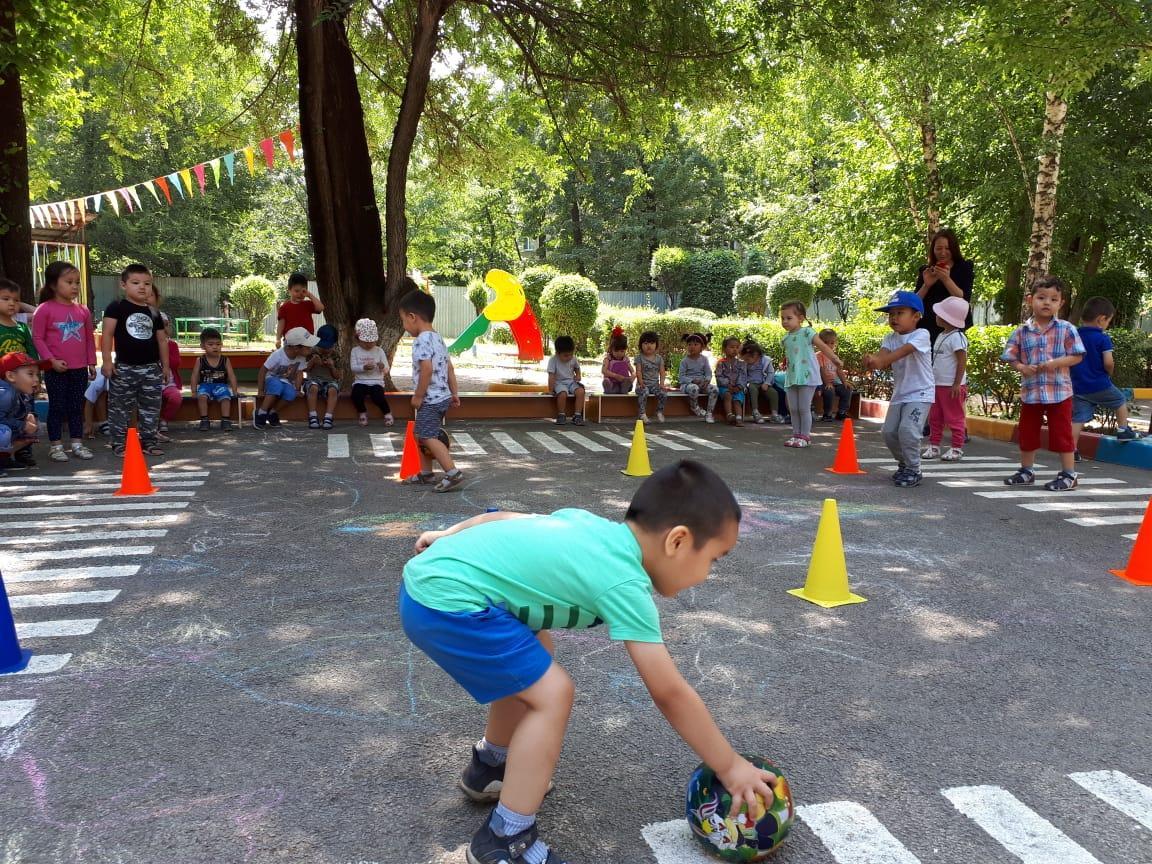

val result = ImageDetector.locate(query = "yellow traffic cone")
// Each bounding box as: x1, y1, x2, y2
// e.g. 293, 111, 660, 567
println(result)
621, 419, 653, 477
787, 499, 866, 608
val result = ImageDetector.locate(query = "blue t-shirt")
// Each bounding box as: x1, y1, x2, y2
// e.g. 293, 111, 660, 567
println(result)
1070, 326, 1114, 394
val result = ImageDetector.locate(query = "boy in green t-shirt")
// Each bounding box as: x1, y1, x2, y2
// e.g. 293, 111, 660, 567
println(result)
401, 460, 775, 864
0, 279, 38, 358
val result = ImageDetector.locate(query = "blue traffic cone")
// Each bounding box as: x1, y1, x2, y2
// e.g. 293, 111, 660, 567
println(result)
0, 571, 31, 674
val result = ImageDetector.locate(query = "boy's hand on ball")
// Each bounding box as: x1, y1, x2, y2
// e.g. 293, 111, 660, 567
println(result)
719, 757, 777, 818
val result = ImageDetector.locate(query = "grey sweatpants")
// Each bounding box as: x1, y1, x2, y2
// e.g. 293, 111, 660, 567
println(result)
883, 401, 931, 472
108, 362, 163, 448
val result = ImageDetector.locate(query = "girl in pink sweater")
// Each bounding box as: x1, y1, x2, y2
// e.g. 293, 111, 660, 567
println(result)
32, 261, 96, 461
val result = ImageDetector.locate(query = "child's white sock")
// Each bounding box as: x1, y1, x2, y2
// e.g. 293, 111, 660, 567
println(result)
324, 413, 333, 421
309, 411, 317, 418
476, 737, 507, 766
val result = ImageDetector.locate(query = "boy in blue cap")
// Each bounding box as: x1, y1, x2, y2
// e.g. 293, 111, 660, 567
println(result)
402, 460, 777, 864
864, 291, 935, 487
304, 323, 341, 429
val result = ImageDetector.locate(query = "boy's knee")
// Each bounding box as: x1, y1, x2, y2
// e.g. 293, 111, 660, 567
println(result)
524, 664, 574, 709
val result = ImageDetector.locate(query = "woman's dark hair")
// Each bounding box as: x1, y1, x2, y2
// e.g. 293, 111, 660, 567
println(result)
928, 229, 965, 265
1080, 296, 1116, 322
39, 260, 80, 303
639, 330, 659, 348
626, 460, 741, 547
681, 332, 710, 347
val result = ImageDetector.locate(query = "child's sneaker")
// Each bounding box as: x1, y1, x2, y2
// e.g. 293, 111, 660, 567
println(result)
704, 413, 715, 424
69, 443, 94, 460
48, 444, 69, 462
267, 412, 282, 428
1044, 470, 1078, 491
655, 412, 665, 423
253, 412, 268, 429
14, 449, 36, 467
459, 746, 505, 802
921, 445, 941, 460
572, 413, 585, 426
894, 470, 922, 487
434, 470, 465, 493
941, 447, 963, 462
783, 437, 798, 447
467, 820, 568, 864
158, 420, 169, 433
638, 414, 649, 423
322, 416, 334, 430
793, 435, 810, 447
1004, 468, 1035, 486
1117, 426, 1138, 441
555, 413, 567, 425
308, 416, 321, 429
770, 413, 786, 424
752, 411, 764, 424
358, 412, 369, 427
734, 414, 744, 427
818, 414, 835, 422
0, 455, 27, 472
198, 418, 211, 431
220, 419, 233, 432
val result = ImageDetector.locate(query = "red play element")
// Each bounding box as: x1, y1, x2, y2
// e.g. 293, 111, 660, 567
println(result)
507, 304, 544, 362
399, 421, 422, 480
1110, 499, 1152, 586
825, 418, 867, 476
115, 428, 158, 496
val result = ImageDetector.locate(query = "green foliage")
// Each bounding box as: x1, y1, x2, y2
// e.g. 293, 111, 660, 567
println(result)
160, 294, 203, 318
965, 326, 1023, 417
816, 274, 852, 320
744, 247, 777, 277
1079, 270, 1146, 329
518, 265, 560, 317
539, 274, 600, 350
486, 322, 516, 345
650, 246, 691, 306
767, 268, 816, 314
683, 250, 742, 316
467, 278, 489, 315
673, 307, 718, 320
733, 275, 770, 316
1106, 328, 1152, 389
229, 276, 277, 338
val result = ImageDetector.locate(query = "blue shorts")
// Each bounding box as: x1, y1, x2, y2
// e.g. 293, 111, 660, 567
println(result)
304, 379, 339, 399
415, 398, 451, 440
399, 581, 552, 704
264, 376, 297, 402
0, 426, 10, 451
1072, 386, 1127, 422
197, 383, 233, 402
718, 386, 745, 403
552, 381, 584, 397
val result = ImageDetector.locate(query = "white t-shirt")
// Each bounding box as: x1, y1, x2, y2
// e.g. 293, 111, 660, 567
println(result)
931, 330, 968, 387
263, 348, 309, 380
881, 329, 935, 404
411, 330, 452, 404
351, 345, 389, 385
546, 355, 580, 386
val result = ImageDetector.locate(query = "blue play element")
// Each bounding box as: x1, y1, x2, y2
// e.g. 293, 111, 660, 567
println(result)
1096, 436, 1152, 471
0, 571, 32, 674
33, 399, 48, 422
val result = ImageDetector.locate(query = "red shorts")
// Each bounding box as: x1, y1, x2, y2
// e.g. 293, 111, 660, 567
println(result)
1018, 399, 1074, 453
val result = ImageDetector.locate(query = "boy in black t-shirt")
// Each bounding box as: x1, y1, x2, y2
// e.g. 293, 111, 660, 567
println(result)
100, 263, 170, 456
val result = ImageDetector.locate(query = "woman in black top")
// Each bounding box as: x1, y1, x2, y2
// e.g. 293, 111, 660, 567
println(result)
915, 229, 974, 342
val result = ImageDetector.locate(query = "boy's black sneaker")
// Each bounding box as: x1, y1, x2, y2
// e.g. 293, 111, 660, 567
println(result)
0, 455, 27, 472
253, 412, 268, 429
267, 412, 282, 428
894, 470, 922, 488
220, 419, 233, 432
198, 418, 211, 431
14, 449, 36, 467
467, 821, 569, 864
459, 746, 505, 802
891, 463, 908, 481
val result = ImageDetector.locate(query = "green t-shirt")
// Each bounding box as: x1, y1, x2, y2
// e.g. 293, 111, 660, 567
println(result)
403, 509, 663, 643
0, 321, 37, 359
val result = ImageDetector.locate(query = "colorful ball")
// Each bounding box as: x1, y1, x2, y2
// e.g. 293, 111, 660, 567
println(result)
685, 756, 794, 861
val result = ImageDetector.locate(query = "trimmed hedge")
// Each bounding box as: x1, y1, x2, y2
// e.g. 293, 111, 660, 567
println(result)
682, 250, 743, 316
540, 274, 600, 350
467, 278, 489, 315
230, 275, 277, 339
1079, 270, 1145, 329
733, 276, 770, 316
650, 246, 691, 307
518, 265, 560, 318
766, 268, 816, 314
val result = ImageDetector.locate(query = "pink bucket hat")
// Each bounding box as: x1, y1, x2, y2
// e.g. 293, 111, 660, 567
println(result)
355, 318, 379, 342
934, 296, 970, 329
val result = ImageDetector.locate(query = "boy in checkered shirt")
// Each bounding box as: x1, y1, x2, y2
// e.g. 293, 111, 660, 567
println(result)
1001, 276, 1085, 491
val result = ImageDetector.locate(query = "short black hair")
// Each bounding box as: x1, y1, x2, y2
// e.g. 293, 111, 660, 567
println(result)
0, 278, 20, 295
639, 330, 659, 348
288, 272, 309, 288
120, 263, 150, 282
740, 340, 762, 357
1080, 296, 1116, 323
399, 289, 435, 322
1031, 275, 1067, 296
554, 335, 575, 354
626, 460, 741, 547
200, 328, 223, 344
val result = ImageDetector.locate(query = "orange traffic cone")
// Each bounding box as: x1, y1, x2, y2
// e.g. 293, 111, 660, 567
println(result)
114, 427, 157, 496
1109, 498, 1152, 586
825, 418, 867, 476
398, 421, 422, 480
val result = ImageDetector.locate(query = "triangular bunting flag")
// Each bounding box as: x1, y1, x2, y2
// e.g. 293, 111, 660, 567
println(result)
243, 146, 256, 176
118, 188, 134, 213
223, 153, 236, 184
259, 137, 276, 169
47, 203, 61, 224
105, 191, 120, 216
93, 195, 102, 213
278, 130, 296, 162
167, 172, 185, 199
28, 207, 41, 228
208, 158, 221, 187
143, 180, 161, 205
127, 186, 143, 211
178, 169, 195, 198
192, 163, 206, 194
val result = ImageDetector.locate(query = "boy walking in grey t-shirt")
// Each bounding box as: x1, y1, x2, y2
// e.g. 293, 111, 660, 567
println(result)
547, 335, 585, 425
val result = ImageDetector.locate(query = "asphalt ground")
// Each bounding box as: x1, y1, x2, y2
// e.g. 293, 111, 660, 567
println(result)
1, 416, 1150, 864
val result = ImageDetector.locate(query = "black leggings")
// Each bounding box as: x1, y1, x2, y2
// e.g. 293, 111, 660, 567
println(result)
351, 383, 391, 415
45, 368, 87, 441
822, 383, 853, 417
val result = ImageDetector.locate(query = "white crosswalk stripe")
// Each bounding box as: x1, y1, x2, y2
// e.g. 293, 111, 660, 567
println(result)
0, 480, 204, 494
942, 785, 1103, 864
8, 590, 121, 609
0, 530, 169, 546
452, 433, 486, 455
15, 618, 101, 638
920, 469, 1050, 480
1069, 770, 1152, 830
327, 434, 350, 458
492, 432, 530, 454
593, 431, 633, 447
0, 471, 209, 483
797, 801, 923, 864
0, 502, 190, 516
5, 565, 141, 583
7, 490, 194, 503
940, 477, 1123, 489
527, 432, 573, 454
1018, 499, 1149, 512
1066, 514, 1146, 526
8, 654, 72, 676
370, 433, 396, 458
556, 431, 610, 452
859, 456, 1009, 463
0, 700, 36, 728
977, 486, 1152, 500
661, 429, 730, 449
2, 514, 185, 531
2, 545, 154, 562
645, 434, 693, 451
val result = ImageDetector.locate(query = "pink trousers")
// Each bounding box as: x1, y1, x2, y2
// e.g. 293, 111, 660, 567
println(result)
161, 385, 183, 421
928, 385, 967, 448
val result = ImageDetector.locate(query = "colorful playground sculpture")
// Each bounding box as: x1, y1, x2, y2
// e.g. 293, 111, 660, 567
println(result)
448, 270, 544, 362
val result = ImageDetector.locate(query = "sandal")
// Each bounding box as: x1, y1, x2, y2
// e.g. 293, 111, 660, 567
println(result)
793, 436, 810, 448
384, 414, 395, 427
726, 413, 736, 425
1043, 470, 1078, 492
358, 413, 369, 427
322, 417, 334, 430
401, 472, 436, 485
309, 417, 321, 429
141, 445, 165, 456
1004, 468, 1035, 486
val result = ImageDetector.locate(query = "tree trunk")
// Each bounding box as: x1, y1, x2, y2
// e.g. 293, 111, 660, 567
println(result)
1083, 232, 1106, 280
918, 85, 940, 240
384, 0, 449, 355
0, 0, 33, 301
296, 0, 388, 370
1001, 259, 1024, 325
1024, 90, 1069, 291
